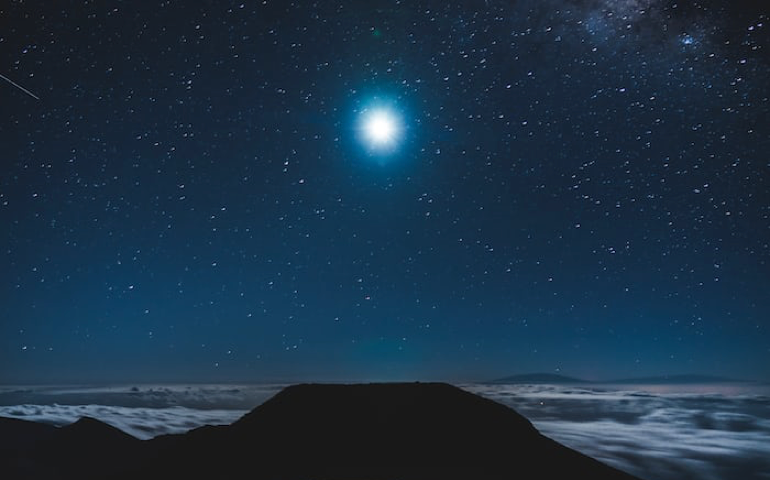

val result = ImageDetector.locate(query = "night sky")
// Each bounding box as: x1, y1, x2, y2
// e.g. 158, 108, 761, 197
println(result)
1, 0, 768, 384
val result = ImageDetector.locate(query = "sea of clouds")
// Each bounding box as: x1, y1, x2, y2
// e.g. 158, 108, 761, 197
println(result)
466, 383, 770, 480
1, 382, 769, 479
0, 403, 247, 439
0, 384, 279, 439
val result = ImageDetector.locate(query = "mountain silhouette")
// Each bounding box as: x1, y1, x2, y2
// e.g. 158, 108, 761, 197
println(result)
1, 383, 642, 480
1, 415, 141, 479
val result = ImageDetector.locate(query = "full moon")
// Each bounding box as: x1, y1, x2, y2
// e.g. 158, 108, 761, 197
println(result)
359, 107, 401, 153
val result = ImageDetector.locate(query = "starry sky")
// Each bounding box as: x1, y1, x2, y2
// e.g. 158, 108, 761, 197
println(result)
1, 0, 768, 384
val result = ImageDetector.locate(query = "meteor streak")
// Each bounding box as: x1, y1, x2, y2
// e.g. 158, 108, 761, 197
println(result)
0, 73, 40, 100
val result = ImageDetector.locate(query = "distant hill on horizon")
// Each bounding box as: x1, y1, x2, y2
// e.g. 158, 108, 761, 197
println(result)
488, 373, 749, 385
0, 382, 640, 480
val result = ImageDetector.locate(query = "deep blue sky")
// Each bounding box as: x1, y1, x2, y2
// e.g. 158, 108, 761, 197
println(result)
1, 0, 768, 383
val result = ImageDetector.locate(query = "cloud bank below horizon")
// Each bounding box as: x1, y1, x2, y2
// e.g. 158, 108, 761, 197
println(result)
0, 403, 247, 440
467, 384, 770, 480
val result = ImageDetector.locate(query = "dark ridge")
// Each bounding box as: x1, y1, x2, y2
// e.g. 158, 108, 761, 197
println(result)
2, 382, 643, 480
59, 416, 138, 441
0, 417, 60, 480
0, 415, 141, 479
0, 416, 58, 449
57, 417, 139, 447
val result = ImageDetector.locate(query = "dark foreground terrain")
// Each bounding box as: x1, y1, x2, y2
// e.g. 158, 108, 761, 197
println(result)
1, 382, 641, 480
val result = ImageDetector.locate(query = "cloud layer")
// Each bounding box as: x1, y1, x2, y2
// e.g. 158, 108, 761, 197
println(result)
0, 384, 282, 410
0, 403, 247, 440
0, 384, 280, 439
466, 384, 770, 480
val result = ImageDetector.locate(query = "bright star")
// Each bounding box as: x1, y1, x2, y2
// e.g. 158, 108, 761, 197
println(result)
365, 111, 397, 145
358, 106, 402, 154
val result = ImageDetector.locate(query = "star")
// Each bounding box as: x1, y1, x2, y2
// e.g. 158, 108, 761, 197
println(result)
358, 106, 402, 154
364, 110, 397, 145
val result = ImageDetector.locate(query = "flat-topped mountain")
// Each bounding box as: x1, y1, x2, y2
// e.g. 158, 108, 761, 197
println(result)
1, 382, 641, 480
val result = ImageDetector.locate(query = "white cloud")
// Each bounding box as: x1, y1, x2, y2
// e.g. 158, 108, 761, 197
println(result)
0, 384, 283, 410
465, 384, 770, 480
0, 403, 247, 440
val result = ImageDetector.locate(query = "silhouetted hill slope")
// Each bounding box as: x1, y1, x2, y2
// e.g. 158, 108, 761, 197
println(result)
0, 416, 58, 450
59, 416, 137, 444
0, 417, 59, 479
490, 373, 588, 384
0, 415, 141, 479
1, 383, 642, 480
